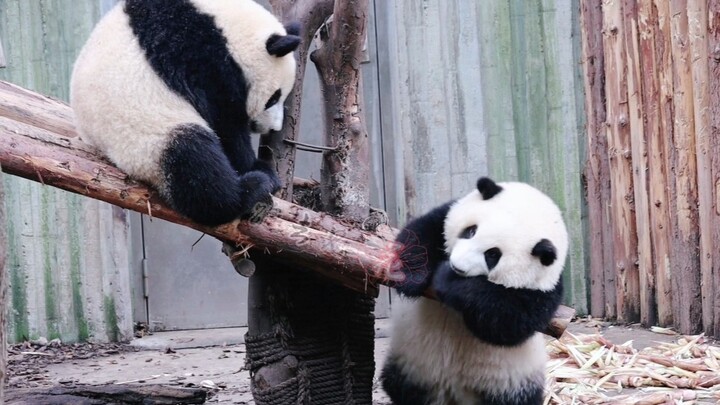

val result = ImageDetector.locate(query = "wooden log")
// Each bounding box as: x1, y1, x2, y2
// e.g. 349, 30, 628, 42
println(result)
5, 384, 207, 404
668, 0, 703, 334
603, 0, 640, 323
707, 0, 720, 338
579, 1, 613, 319
0, 164, 6, 404
263, 0, 335, 199
622, 0, 656, 327
0, 80, 574, 338
637, 0, 674, 327
688, 0, 714, 336
311, 0, 372, 222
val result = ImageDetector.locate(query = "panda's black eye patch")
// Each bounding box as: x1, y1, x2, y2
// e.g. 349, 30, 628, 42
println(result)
484, 248, 502, 270
265, 90, 282, 109
532, 238, 557, 266
459, 225, 477, 239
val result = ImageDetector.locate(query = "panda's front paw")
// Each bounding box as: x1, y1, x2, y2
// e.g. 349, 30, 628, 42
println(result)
238, 171, 276, 223
431, 261, 458, 299
388, 243, 434, 297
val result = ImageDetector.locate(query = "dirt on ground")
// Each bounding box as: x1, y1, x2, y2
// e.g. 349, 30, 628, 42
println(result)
6, 321, 719, 404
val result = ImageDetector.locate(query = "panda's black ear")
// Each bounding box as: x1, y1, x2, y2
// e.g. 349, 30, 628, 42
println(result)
532, 239, 557, 266
266, 32, 301, 57
285, 22, 301, 37
476, 177, 503, 200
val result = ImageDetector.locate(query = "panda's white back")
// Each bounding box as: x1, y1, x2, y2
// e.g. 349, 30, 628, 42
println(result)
70, 4, 205, 188
389, 297, 547, 404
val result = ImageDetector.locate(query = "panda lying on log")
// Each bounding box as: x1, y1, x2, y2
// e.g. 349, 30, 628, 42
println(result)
382, 177, 568, 405
70, 0, 300, 226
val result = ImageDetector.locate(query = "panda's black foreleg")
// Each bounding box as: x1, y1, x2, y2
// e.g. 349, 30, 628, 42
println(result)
389, 201, 455, 297
432, 261, 563, 346
160, 124, 276, 226
380, 356, 433, 405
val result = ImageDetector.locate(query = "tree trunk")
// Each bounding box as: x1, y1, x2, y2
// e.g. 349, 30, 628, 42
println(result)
312, 0, 371, 222
0, 164, 6, 405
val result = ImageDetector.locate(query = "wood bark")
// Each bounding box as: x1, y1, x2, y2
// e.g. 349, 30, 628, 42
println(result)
668, 0, 702, 334
688, 0, 714, 336
5, 384, 207, 404
638, 0, 674, 327
0, 164, 6, 405
707, 0, 720, 338
311, 0, 371, 222
603, 0, 640, 323
579, 1, 613, 319
622, 0, 656, 327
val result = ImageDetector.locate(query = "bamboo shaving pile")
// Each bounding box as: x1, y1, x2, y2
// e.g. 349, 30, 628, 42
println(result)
545, 330, 720, 404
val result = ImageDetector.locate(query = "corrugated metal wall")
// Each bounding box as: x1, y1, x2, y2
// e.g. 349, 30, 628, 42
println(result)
378, 0, 588, 312
0, 0, 133, 343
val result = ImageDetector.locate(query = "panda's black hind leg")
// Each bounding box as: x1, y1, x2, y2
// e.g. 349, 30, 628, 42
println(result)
380, 356, 433, 405
160, 124, 276, 226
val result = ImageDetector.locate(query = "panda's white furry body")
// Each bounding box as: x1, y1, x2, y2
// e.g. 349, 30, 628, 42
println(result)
71, 0, 299, 226
381, 177, 568, 405
389, 298, 546, 404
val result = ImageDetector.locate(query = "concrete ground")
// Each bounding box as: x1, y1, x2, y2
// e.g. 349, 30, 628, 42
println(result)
31, 320, 680, 404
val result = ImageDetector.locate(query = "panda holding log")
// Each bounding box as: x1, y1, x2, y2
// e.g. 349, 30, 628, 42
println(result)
71, 0, 300, 226
382, 177, 568, 405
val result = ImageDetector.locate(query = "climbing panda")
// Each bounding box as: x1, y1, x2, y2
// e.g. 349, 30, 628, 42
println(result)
70, 0, 300, 226
381, 177, 568, 405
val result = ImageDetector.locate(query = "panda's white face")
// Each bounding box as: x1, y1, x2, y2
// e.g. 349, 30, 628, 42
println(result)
444, 181, 568, 291
191, 0, 297, 134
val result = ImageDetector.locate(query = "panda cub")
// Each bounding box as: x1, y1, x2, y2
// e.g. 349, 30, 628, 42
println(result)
381, 177, 568, 405
71, 0, 300, 226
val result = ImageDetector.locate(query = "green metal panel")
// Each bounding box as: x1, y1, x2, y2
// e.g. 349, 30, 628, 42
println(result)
0, 0, 132, 342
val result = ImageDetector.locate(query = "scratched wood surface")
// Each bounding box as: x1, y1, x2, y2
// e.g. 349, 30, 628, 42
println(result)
580, 1, 720, 335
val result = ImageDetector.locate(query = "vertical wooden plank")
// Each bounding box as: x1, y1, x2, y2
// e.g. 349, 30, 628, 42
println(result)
0, 166, 7, 403
509, 0, 553, 190
622, 0, 656, 326
603, 0, 640, 323
580, 1, 613, 318
541, 0, 588, 314
707, 0, 720, 338
0, 35, 5, 67
477, 1, 518, 181
688, 0, 713, 335
441, 1, 487, 195
668, 0, 703, 334
638, 0, 674, 326
0, 0, 132, 342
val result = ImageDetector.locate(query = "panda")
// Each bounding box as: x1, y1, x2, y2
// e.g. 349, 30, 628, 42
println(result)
381, 177, 568, 405
70, 0, 300, 226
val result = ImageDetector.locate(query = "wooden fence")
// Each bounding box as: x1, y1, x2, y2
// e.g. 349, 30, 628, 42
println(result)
580, 1, 720, 336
